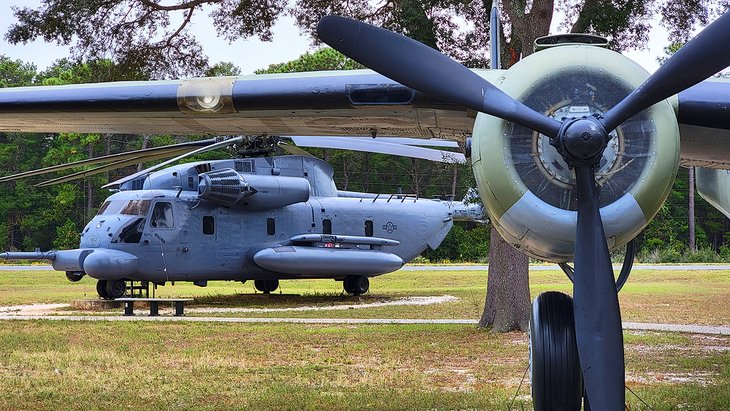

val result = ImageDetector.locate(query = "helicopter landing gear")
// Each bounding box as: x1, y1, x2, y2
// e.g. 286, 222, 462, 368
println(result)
101, 279, 126, 299
65, 271, 85, 282
529, 291, 583, 411
96, 280, 109, 299
254, 279, 279, 294
343, 275, 369, 296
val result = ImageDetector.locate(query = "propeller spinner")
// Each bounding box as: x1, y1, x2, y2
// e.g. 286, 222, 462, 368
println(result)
318, 12, 730, 410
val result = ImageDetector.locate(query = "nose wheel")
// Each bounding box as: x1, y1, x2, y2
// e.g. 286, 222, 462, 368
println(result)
529, 291, 583, 411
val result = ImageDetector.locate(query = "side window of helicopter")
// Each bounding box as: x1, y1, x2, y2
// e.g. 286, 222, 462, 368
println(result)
150, 202, 174, 229
117, 218, 146, 243
267, 218, 276, 236
203, 216, 215, 235
322, 219, 332, 234
365, 220, 374, 237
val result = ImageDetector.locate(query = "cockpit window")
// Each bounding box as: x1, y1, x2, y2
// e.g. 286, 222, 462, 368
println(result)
150, 202, 174, 229
120, 200, 151, 216
117, 218, 146, 243
97, 200, 152, 216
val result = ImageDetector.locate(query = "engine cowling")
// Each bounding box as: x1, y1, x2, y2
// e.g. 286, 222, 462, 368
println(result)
471, 45, 680, 262
198, 168, 311, 209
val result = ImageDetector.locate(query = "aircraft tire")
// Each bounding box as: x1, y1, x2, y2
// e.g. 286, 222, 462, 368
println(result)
529, 291, 582, 411
105, 279, 127, 299
344, 275, 369, 296
66, 271, 85, 282
255, 279, 279, 294
96, 280, 109, 299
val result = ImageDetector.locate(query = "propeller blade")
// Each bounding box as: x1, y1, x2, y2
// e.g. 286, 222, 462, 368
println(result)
276, 142, 314, 157
35, 148, 195, 187
317, 15, 561, 138
102, 136, 245, 188
573, 165, 624, 410
0, 139, 216, 183
289, 135, 465, 163
602, 11, 730, 131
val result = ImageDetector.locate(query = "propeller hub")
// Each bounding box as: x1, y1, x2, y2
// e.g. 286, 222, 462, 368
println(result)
553, 117, 608, 166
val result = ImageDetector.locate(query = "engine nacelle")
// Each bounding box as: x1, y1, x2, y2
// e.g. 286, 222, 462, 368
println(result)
198, 168, 310, 209
471, 45, 680, 262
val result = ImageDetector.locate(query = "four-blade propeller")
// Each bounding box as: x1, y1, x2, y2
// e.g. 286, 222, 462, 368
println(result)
318, 12, 730, 410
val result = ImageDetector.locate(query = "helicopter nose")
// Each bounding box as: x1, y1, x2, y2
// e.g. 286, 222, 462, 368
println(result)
83, 249, 138, 280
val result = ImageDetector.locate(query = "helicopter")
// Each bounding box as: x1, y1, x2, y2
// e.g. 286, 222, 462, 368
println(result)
0, 135, 484, 299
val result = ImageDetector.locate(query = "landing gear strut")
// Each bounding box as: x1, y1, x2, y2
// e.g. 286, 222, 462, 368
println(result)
343, 275, 369, 295
254, 279, 279, 294
529, 291, 583, 411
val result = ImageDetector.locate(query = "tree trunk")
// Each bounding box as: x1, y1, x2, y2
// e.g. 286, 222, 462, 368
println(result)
688, 166, 696, 251
478, 226, 531, 331
137, 134, 152, 171
86, 143, 95, 219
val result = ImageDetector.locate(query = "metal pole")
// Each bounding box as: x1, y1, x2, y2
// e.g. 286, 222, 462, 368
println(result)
490, 1, 501, 69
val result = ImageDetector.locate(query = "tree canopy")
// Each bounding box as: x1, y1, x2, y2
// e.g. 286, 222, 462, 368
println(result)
8, 0, 727, 78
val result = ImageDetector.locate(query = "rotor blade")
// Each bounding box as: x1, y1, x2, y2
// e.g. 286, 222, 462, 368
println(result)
573, 165, 624, 410
102, 136, 245, 188
276, 142, 314, 157
35, 148, 195, 187
289, 135, 465, 163
317, 15, 561, 138
352, 137, 459, 148
0, 139, 216, 183
602, 11, 730, 131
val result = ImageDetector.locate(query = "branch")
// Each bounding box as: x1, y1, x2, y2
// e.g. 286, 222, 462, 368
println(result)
137, 0, 222, 12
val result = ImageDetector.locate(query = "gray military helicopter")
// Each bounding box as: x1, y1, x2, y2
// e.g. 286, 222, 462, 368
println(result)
0, 135, 483, 299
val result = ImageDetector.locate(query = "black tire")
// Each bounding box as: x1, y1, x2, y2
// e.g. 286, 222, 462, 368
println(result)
255, 279, 279, 293
96, 280, 109, 299
529, 291, 583, 411
343, 277, 355, 294
344, 275, 369, 295
105, 279, 127, 299
66, 271, 85, 282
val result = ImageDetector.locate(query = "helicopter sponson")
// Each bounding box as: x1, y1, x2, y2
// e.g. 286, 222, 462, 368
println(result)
1, 155, 480, 298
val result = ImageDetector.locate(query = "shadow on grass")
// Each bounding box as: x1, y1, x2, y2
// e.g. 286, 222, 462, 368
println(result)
191, 292, 394, 308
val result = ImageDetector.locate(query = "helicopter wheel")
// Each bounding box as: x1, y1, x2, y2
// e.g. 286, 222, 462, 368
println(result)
105, 279, 127, 300
254, 279, 279, 294
529, 291, 583, 411
65, 271, 85, 282
96, 280, 109, 299
343, 275, 369, 296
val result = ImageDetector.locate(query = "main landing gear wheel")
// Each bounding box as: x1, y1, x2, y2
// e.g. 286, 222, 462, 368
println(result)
105, 279, 127, 299
96, 280, 109, 299
343, 275, 369, 296
255, 279, 279, 294
529, 291, 583, 411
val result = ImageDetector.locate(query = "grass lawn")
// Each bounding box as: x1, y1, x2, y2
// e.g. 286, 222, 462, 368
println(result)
0, 266, 728, 408
0, 267, 728, 325
0, 321, 727, 410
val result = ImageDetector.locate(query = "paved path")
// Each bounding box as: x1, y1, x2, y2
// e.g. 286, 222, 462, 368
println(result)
4, 264, 730, 271
0, 314, 727, 335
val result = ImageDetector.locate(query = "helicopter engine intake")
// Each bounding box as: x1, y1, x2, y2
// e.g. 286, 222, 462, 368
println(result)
198, 168, 311, 209
471, 45, 680, 262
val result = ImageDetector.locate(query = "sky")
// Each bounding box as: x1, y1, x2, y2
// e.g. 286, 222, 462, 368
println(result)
0, 1, 681, 76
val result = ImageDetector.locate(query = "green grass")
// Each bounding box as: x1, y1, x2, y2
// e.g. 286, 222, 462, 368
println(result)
0, 267, 729, 409
1, 267, 729, 325
0, 321, 727, 410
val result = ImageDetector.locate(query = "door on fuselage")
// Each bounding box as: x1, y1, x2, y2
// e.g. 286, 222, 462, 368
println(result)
145, 200, 177, 280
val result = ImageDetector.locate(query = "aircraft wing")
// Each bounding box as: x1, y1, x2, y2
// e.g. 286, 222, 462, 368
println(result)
0, 69, 478, 140
677, 78, 730, 169
1, 68, 730, 168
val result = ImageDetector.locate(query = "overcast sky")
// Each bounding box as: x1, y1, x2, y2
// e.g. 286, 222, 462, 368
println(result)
0, 1, 679, 77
